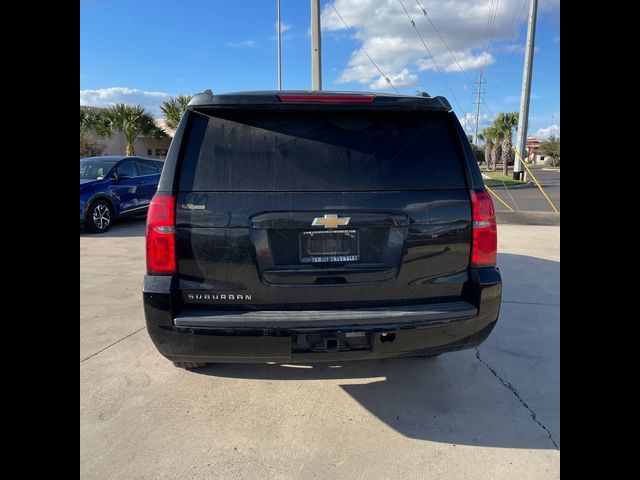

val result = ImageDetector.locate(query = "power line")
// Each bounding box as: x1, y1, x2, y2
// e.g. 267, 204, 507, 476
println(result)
479, 0, 501, 75
491, 0, 528, 93
474, 0, 500, 132
473, 72, 486, 144
409, 0, 507, 128
413, 0, 474, 87
471, 0, 502, 137
481, 98, 497, 120
477, 0, 497, 74
328, 0, 399, 93
487, 0, 528, 88
396, 0, 466, 116
413, 0, 490, 137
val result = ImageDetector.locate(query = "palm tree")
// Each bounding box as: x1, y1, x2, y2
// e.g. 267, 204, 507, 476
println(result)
102, 103, 166, 156
479, 128, 493, 169
491, 142, 502, 172
160, 95, 193, 131
80, 106, 99, 136
493, 112, 519, 176
80, 106, 107, 157
480, 126, 501, 171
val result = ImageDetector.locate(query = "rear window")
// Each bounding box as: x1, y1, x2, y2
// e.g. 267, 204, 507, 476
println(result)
178, 110, 466, 191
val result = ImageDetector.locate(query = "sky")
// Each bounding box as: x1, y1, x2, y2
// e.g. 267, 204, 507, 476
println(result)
80, 0, 560, 139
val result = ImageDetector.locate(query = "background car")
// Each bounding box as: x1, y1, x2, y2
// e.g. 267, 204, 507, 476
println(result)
80, 156, 164, 233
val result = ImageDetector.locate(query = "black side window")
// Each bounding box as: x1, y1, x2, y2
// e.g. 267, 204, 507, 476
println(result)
116, 160, 137, 178
136, 159, 159, 175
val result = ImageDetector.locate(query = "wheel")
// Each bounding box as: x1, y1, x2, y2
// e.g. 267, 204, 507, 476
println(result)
173, 361, 208, 370
86, 200, 113, 233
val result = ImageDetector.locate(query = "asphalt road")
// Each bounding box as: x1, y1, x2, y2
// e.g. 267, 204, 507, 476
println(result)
489, 168, 560, 213
80, 219, 560, 479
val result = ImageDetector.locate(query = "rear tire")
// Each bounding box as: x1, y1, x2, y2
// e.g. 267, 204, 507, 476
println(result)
173, 361, 208, 370
86, 200, 113, 233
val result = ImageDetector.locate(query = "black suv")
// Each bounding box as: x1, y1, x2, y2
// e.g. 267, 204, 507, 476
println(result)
143, 90, 501, 369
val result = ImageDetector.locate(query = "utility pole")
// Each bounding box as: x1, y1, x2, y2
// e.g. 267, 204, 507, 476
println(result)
514, 0, 538, 179
473, 71, 485, 146
311, 0, 322, 90
277, 0, 282, 90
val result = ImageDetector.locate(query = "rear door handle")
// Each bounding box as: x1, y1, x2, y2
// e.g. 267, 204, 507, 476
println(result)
136, 181, 143, 185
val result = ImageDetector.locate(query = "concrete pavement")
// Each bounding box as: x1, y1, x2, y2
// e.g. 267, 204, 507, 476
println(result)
80, 219, 559, 479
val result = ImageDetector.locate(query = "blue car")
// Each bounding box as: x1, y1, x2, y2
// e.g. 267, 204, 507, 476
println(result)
80, 156, 164, 233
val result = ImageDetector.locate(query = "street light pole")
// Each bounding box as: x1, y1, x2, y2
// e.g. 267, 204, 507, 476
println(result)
277, 0, 282, 90
514, 0, 538, 179
311, 0, 322, 90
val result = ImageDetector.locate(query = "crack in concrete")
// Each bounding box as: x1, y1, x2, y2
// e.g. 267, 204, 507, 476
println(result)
475, 347, 559, 449
80, 327, 146, 363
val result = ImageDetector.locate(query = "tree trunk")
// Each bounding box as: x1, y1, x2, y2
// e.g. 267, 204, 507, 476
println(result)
491, 145, 501, 171
502, 137, 511, 176
484, 145, 491, 167
126, 143, 135, 156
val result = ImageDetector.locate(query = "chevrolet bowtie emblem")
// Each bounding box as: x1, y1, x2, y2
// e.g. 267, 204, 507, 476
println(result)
312, 214, 351, 229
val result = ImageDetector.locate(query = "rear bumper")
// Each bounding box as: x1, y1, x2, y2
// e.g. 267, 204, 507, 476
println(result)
143, 268, 501, 363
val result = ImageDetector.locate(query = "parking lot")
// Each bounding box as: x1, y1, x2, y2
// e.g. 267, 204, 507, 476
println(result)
80, 218, 559, 480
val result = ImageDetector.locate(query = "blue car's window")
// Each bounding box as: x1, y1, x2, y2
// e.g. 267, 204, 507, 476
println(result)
136, 159, 159, 175
80, 159, 118, 180
116, 160, 138, 178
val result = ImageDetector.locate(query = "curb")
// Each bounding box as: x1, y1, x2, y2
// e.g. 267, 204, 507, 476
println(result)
484, 182, 532, 189
496, 211, 560, 226
488, 181, 559, 189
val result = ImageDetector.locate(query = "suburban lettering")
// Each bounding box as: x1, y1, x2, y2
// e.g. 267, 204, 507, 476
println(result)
187, 293, 253, 301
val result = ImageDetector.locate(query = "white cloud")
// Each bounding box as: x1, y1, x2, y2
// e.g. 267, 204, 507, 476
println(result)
226, 39, 258, 48
80, 87, 173, 116
535, 124, 560, 139
275, 21, 291, 33
499, 44, 539, 54
416, 51, 495, 72
321, 0, 557, 92
502, 44, 524, 53
459, 112, 491, 135
369, 68, 418, 89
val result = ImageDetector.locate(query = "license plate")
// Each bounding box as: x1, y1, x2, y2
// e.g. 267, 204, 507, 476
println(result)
299, 230, 360, 263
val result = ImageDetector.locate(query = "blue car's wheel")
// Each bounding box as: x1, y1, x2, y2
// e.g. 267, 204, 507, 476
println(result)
87, 200, 112, 233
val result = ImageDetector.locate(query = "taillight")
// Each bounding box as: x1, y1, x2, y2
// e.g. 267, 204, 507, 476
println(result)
277, 94, 375, 103
470, 190, 497, 267
146, 194, 176, 274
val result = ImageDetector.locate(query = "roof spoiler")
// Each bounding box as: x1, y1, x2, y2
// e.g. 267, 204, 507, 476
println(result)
188, 89, 215, 107
187, 89, 452, 111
